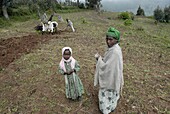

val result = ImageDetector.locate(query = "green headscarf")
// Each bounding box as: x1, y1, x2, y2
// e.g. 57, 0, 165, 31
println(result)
106, 27, 120, 42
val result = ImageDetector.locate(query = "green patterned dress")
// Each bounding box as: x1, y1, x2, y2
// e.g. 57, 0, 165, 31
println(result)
59, 61, 84, 100
99, 89, 120, 114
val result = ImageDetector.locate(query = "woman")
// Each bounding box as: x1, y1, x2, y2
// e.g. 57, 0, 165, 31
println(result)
94, 27, 124, 114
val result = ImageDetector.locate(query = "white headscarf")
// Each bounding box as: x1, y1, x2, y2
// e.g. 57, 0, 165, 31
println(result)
59, 47, 76, 72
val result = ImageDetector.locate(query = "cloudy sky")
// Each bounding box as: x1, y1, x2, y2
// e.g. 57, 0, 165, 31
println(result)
61, 0, 170, 16
101, 0, 170, 16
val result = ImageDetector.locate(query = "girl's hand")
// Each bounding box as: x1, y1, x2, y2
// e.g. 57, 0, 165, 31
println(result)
64, 69, 76, 75
68, 70, 74, 75
64, 72, 68, 75
72, 69, 76, 73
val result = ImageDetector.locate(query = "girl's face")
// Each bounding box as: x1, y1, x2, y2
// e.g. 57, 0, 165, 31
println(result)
106, 37, 117, 48
63, 50, 71, 60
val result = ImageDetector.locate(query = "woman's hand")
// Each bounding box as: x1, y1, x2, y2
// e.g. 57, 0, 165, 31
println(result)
95, 53, 100, 61
94, 64, 96, 70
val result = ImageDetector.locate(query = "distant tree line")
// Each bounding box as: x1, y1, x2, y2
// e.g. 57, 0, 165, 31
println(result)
136, 5, 170, 23
0, 0, 102, 20
118, 4, 170, 26
154, 5, 170, 23
135, 5, 170, 23
0, 0, 60, 19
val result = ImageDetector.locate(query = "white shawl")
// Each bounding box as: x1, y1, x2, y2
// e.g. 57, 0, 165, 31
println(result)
59, 47, 76, 72
94, 44, 124, 94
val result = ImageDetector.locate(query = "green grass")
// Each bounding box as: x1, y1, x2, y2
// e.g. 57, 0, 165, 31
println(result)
0, 18, 11, 28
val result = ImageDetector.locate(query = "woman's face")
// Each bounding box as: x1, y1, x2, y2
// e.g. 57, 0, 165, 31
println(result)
63, 50, 71, 60
106, 37, 117, 48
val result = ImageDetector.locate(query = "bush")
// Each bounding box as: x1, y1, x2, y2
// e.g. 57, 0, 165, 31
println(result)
56, 8, 82, 13
137, 26, 144, 31
107, 17, 112, 20
124, 19, 132, 26
81, 17, 88, 24
8, 6, 31, 16
118, 12, 134, 20
28, 4, 38, 13
129, 12, 135, 20
78, 3, 85, 9
55, 3, 62, 10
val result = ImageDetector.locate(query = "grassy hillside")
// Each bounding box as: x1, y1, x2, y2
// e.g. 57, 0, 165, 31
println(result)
0, 11, 170, 113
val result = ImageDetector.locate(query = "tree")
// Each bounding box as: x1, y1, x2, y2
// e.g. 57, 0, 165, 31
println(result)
77, 0, 79, 6
154, 6, 164, 22
78, 3, 85, 9
136, 5, 145, 16
65, 0, 71, 5
0, 0, 13, 19
164, 5, 170, 23
86, 0, 102, 9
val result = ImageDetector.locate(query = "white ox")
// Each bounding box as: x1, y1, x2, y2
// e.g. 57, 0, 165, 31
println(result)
41, 21, 58, 34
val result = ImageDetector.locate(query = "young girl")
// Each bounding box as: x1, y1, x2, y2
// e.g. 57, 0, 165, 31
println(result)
59, 47, 84, 100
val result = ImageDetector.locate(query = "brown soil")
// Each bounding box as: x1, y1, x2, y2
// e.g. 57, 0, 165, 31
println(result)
0, 34, 56, 69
